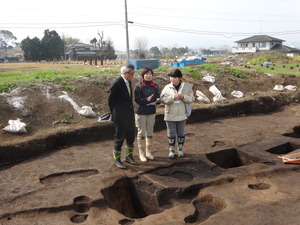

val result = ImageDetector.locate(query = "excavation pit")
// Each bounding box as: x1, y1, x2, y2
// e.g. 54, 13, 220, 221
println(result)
184, 195, 226, 223
283, 126, 300, 138
265, 142, 294, 155
205, 148, 257, 169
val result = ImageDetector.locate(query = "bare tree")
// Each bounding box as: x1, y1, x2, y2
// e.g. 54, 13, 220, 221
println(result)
90, 38, 97, 50
97, 31, 106, 65
134, 36, 148, 59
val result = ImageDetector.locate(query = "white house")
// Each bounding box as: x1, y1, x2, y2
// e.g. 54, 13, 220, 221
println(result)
232, 35, 300, 56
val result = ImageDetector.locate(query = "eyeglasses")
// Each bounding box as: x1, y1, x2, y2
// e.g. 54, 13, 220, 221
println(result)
127, 71, 135, 75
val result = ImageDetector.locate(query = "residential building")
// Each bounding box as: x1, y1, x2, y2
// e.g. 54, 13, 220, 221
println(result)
65, 43, 98, 61
232, 35, 300, 56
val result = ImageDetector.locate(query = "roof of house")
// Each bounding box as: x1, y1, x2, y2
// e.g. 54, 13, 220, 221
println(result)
270, 44, 300, 53
235, 35, 285, 43
68, 43, 92, 48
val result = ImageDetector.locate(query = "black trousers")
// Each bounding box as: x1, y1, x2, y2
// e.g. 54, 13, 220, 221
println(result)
114, 115, 135, 151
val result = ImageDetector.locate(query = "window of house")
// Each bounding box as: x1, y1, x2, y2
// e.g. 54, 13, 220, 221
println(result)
252, 43, 255, 47
259, 43, 266, 48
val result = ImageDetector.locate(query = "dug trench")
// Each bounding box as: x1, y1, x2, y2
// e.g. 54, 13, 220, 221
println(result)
0, 91, 299, 165
0, 91, 300, 224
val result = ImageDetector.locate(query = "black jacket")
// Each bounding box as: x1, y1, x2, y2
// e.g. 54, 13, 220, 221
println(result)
134, 80, 159, 115
108, 76, 134, 122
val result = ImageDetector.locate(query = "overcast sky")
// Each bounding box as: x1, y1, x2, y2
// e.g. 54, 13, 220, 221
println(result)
1, 0, 300, 52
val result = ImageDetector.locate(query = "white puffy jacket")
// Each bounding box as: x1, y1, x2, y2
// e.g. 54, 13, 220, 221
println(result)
161, 82, 195, 121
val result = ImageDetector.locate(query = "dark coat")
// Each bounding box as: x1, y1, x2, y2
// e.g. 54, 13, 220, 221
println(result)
108, 76, 134, 122
134, 80, 160, 115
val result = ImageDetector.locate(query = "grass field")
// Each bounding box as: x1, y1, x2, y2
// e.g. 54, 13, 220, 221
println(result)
1, 58, 300, 92
0, 62, 123, 91
232, 62, 300, 76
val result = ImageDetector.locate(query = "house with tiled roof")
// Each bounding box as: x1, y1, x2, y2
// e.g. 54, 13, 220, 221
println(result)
66, 43, 98, 61
232, 35, 300, 56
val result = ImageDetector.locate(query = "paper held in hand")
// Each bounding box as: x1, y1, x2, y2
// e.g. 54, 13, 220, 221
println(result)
180, 82, 193, 117
180, 82, 193, 95
146, 94, 165, 106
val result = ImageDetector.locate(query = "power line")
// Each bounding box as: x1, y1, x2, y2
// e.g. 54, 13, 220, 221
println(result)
2, 20, 300, 38
130, 22, 300, 38
129, 12, 300, 23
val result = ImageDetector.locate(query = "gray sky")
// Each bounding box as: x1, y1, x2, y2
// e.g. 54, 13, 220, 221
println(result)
2, 0, 300, 51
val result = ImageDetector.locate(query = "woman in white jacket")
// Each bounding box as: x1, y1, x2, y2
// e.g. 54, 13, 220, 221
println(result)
160, 69, 195, 159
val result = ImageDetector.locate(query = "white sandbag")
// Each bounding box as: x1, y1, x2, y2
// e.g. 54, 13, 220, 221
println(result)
195, 90, 211, 104
3, 118, 27, 133
209, 85, 227, 103
231, 90, 244, 98
202, 75, 215, 83
58, 92, 81, 112
273, 85, 284, 91
209, 85, 221, 96
284, 85, 297, 91
213, 94, 227, 103
78, 106, 97, 118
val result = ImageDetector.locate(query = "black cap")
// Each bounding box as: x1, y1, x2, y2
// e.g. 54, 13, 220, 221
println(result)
168, 69, 182, 78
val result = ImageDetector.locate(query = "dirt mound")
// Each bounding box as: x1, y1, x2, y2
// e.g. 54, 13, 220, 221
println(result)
230, 52, 299, 65
1, 66, 300, 146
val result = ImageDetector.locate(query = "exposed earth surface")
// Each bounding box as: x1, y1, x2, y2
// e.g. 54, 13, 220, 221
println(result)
0, 54, 300, 224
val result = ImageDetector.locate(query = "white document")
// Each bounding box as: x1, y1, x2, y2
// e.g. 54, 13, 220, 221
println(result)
180, 82, 193, 95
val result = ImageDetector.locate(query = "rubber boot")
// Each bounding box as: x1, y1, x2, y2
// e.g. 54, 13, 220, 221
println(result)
125, 146, 139, 165
137, 139, 147, 162
177, 136, 185, 157
168, 137, 176, 159
113, 150, 126, 169
145, 137, 155, 160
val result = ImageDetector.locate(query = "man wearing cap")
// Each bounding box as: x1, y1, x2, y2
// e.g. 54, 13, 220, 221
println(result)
160, 69, 195, 159
108, 63, 139, 169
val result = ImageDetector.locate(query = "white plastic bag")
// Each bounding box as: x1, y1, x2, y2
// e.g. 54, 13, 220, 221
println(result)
202, 75, 215, 83
209, 85, 227, 103
231, 90, 244, 98
195, 90, 211, 104
284, 85, 297, 91
78, 106, 97, 118
3, 118, 27, 133
273, 85, 284, 91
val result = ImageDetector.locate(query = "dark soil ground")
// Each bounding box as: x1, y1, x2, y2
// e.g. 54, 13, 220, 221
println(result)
0, 56, 300, 224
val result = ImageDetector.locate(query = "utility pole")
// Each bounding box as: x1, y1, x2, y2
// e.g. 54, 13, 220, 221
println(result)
125, 0, 130, 61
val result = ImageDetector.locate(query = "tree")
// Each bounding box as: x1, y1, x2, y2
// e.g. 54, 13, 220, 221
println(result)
97, 31, 105, 55
41, 29, 64, 61
0, 30, 17, 51
102, 38, 117, 60
149, 46, 162, 57
64, 37, 80, 45
90, 38, 97, 50
160, 47, 171, 57
21, 29, 64, 61
21, 37, 42, 61
201, 49, 213, 55
134, 36, 148, 59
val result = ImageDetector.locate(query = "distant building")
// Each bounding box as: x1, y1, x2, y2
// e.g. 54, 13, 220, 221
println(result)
232, 35, 300, 56
66, 43, 98, 61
